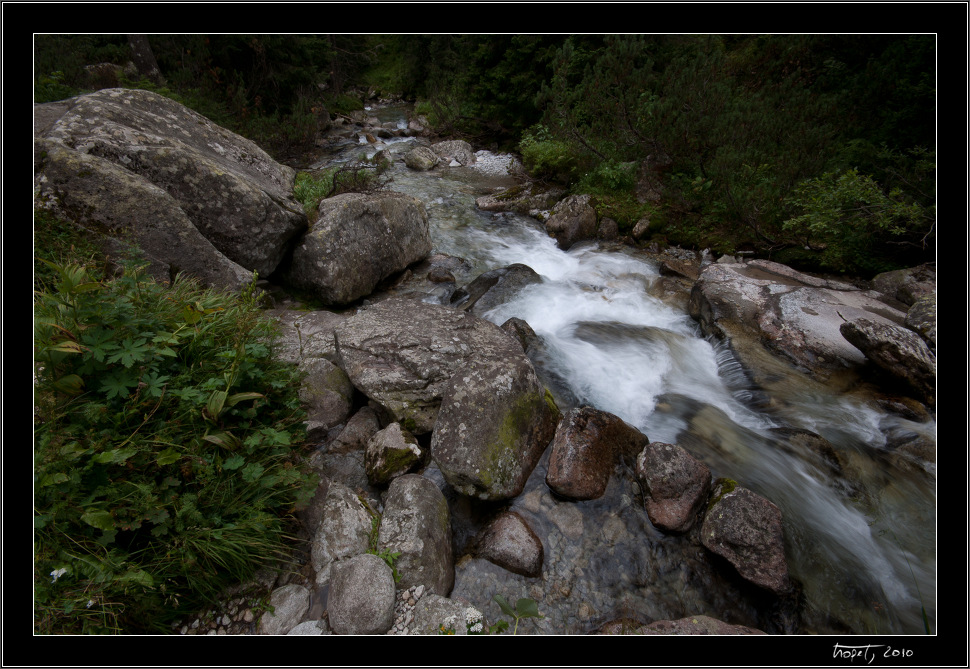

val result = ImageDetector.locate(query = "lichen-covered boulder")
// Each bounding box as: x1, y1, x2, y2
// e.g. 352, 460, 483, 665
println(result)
310, 482, 373, 587
35, 88, 306, 283
636, 442, 712, 533
431, 139, 476, 166
334, 297, 540, 434
872, 263, 936, 306
840, 317, 936, 407
34, 137, 253, 290
327, 553, 396, 635
283, 191, 431, 306
701, 479, 791, 595
365, 422, 423, 486
404, 146, 440, 171
377, 474, 454, 596
688, 259, 909, 382
431, 356, 560, 501
544, 194, 598, 251
905, 293, 937, 351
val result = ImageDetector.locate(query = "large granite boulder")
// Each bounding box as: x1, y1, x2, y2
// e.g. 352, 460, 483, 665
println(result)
431, 355, 560, 501
310, 482, 373, 587
904, 293, 937, 351
840, 317, 936, 407
404, 146, 439, 171
377, 474, 454, 596
34, 88, 306, 286
544, 194, 598, 251
283, 191, 431, 306
327, 553, 396, 635
688, 259, 909, 382
431, 139, 476, 166
701, 479, 791, 595
334, 297, 541, 435
872, 263, 936, 306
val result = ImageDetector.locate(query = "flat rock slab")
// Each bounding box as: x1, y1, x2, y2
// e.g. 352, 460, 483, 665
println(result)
334, 297, 534, 434
689, 260, 908, 380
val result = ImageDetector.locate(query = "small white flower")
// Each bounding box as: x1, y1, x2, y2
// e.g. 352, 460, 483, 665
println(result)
469, 622, 483, 633
86, 599, 95, 609
50, 568, 67, 583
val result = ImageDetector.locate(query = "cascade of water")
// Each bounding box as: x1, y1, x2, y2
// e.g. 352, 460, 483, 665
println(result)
315, 107, 936, 635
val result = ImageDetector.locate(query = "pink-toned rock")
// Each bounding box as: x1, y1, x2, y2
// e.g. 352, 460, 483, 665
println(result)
701, 479, 791, 595
546, 407, 648, 501
476, 511, 544, 577
636, 442, 712, 533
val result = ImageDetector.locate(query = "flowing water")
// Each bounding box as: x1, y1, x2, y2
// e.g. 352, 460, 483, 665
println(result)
310, 104, 936, 635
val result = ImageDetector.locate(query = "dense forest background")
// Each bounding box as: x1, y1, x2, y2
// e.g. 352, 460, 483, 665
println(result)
34, 33, 937, 276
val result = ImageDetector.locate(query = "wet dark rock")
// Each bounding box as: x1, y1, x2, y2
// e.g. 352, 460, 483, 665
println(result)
475, 511, 544, 577
546, 407, 648, 500
451, 263, 543, 316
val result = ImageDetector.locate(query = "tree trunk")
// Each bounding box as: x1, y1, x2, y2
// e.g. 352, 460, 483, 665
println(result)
127, 34, 165, 86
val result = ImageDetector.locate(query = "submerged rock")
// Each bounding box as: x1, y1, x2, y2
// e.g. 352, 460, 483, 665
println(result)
475, 511, 544, 577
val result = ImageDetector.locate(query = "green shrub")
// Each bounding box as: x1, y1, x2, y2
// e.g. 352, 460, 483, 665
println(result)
782, 168, 931, 273
33, 254, 316, 633
518, 125, 584, 183
294, 154, 392, 220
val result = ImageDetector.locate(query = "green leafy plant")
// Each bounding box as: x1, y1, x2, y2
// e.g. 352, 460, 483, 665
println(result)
782, 168, 931, 273
492, 594, 544, 635
33, 250, 316, 633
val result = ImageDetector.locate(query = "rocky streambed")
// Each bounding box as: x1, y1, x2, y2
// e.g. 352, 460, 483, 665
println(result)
34, 90, 936, 637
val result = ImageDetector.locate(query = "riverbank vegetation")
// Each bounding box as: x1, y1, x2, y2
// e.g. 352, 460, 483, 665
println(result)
34, 33, 935, 276
33, 33, 937, 633
33, 211, 317, 633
